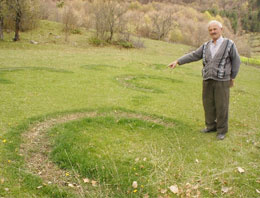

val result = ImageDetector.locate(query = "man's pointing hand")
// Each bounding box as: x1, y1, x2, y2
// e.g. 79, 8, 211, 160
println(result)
168, 60, 178, 69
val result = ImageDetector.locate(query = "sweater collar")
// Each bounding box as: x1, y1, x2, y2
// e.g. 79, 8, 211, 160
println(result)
211, 36, 224, 45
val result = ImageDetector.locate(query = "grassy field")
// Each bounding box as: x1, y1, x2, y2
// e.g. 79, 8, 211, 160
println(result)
0, 21, 260, 198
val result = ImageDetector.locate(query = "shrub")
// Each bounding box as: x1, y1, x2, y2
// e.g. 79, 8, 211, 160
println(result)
131, 37, 145, 48
88, 36, 105, 46
114, 40, 134, 48
129, 1, 142, 10
169, 28, 183, 43
136, 14, 152, 38
71, 29, 81, 34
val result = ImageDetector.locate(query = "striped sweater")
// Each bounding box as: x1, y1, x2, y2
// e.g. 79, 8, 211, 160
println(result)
178, 38, 241, 81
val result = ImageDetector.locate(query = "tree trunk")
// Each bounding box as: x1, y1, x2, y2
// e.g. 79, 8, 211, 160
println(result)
109, 29, 113, 42
13, 12, 21, 41
0, 16, 3, 40
108, 24, 113, 42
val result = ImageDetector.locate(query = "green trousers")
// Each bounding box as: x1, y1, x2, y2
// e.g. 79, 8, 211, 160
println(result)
202, 79, 230, 135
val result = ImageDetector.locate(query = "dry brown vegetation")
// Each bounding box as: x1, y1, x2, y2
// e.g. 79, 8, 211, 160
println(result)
0, 0, 251, 55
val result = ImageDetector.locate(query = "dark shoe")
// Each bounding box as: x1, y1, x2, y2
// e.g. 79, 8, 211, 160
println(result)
200, 128, 217, 133
217, 134, 225, 140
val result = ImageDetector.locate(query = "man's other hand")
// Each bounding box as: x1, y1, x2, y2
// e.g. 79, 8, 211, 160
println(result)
230, 79, 234, 88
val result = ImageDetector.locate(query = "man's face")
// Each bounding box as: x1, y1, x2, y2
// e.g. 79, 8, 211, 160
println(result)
208, 23, 222, 41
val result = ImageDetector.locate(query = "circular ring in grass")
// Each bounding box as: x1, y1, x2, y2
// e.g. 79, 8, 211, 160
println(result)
148, 63, 166, 70
115, 74, 181, 93
0, 67, 72, 84
81, 64, 117, 71
19, 108, 182, 197
0, 67, 72, 73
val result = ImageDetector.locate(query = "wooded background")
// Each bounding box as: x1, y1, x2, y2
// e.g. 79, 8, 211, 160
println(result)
0, 0, 259, 56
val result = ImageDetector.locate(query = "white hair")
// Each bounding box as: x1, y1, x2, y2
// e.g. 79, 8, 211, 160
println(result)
208, 20, 223, 28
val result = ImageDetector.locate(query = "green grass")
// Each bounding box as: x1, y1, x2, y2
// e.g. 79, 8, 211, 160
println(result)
49, 114, 176, 197
81, 64, 117, 71
115, 74, 181, 93
0, 20, 259, 197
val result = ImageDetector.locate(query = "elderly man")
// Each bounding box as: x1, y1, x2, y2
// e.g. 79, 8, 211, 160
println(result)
168, 20, 240, 140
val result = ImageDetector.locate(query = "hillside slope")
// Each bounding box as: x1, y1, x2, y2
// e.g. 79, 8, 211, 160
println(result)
0, 20, 259, 198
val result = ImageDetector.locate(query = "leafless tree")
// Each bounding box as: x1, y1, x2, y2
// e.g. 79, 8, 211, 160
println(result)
62, 6, 77, 42
150, 9, 174, 40
91, 0, 126, 42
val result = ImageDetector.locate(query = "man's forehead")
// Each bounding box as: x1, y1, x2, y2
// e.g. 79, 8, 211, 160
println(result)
208, 24, 222, 29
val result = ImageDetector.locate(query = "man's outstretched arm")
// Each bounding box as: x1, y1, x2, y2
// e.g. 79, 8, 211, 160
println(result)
168, 45, 204, 69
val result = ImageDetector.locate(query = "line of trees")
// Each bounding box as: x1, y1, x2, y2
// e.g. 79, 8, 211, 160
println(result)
0, 0, 39, 41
